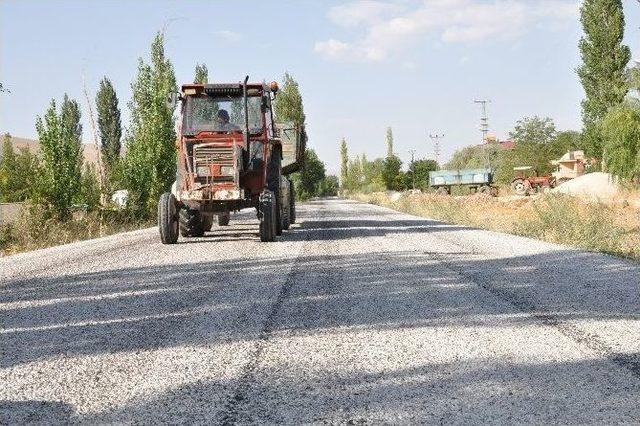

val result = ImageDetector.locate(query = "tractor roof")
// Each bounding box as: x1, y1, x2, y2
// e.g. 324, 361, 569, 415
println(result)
181, 82, 272, 96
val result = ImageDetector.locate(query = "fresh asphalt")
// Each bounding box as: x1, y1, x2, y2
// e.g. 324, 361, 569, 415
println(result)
1, 198, 639, 424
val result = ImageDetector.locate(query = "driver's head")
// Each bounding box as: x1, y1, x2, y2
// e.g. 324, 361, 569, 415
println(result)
217, 109, 230, 124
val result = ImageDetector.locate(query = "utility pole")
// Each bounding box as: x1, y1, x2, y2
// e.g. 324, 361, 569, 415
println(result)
474, 99, 491, 144
429, 133, 444, 169
408, 149, 416, 190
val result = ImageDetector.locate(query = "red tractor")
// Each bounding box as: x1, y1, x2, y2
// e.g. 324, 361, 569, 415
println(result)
510, 166, 556, 196
158, 77, 305, 243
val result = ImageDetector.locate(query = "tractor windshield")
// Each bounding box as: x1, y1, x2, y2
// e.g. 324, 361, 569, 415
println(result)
182, 95, 263, 136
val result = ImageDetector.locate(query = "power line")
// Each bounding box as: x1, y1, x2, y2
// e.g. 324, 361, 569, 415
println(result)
474, 99, 491, 144
429, 133, 444, 169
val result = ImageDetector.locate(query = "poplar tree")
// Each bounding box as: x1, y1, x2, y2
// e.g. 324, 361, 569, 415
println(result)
340, 138, 348, 186
0, 135, 17, 201
96, 77, 122, 186
274, 72, 305, 125
577, 0, 630, 159
123, 31, 177, 213
35, 96, 83, 219
194, 63, 208, 84
386, 127, 394, 158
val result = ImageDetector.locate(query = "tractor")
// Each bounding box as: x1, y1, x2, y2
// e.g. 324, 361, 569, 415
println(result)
510, 166, 555, 196
158, 77, 305, 244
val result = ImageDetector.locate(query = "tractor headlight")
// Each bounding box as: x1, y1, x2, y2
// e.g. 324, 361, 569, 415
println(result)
221, 166, 234, 176
196, 166, 210, 176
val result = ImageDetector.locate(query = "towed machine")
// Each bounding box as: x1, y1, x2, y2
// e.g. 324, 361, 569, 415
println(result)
158, 77, 306, 243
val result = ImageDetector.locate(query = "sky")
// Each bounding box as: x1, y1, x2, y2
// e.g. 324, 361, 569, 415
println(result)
1, 0, 640, 174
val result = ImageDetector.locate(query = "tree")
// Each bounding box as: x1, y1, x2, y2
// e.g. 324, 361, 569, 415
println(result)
275, 72, 305, 125
295, 149, 325, 198
600, 104, 640, 182
96, 77, 122, 188
382, 155, 402, 190
509, 116, 557, 145
194, 63, 208, 84
122, 31, 177, 213
0, 135, 16, 202
0, 134, 41, 202
79, 163, 100, 209
386, 127, 394, 158
340, 138, 348, 187
318, 175, 339, 196
577, 0, 630, 159
407, 159, 438, 190
35, 96, 84, 219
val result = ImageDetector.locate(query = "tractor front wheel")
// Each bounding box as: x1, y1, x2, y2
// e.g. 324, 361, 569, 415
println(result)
201, 215, 213, 231
218, 212, 230, 226
179, 208, 205, 237
259, 190, 277, 242
158, 192, 179, 244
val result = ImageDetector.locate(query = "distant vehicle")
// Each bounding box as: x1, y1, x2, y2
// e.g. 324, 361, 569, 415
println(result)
429, 168, 498, 196
158, 77, 306, 244
510, 166, 555, 196
111, 190, 129, 208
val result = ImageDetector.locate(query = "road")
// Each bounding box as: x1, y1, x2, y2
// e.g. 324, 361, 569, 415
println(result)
1, 198, 639, 424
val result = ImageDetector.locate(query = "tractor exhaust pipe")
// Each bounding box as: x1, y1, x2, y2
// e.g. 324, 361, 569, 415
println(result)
243, 75, 249, 148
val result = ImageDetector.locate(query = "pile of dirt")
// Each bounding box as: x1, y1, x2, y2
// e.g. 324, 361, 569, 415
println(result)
552, 172, 620, 200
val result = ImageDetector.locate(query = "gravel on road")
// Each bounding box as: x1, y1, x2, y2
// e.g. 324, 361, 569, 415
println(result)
1, 198, 639, 424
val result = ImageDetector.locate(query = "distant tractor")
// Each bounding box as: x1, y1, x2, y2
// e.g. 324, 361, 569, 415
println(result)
429, 168, 498, 196
158, 77, 306, 244
510, 166, 555, 196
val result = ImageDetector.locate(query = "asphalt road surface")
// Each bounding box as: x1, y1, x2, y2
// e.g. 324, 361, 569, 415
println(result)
1, 198, 639, 424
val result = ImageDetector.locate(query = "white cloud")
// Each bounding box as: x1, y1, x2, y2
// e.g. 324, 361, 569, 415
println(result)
215, 30, 243, 42
315, 0, 579, 62
314, 39, 352, 59
328, 0, 405, 27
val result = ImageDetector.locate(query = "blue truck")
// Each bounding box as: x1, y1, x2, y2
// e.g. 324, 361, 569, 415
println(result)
429, 168, 498, 196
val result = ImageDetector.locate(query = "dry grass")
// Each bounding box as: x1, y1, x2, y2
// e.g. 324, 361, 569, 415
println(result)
0, 207, 151, 256
352, 191, 640, 261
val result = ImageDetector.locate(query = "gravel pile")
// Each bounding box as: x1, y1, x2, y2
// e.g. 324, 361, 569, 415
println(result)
552, 172, 620, 200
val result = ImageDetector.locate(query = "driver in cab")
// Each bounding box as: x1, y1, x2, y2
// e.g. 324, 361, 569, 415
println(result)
216, 109, 240, 132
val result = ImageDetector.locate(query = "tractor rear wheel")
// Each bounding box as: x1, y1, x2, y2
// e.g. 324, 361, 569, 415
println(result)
259, 190, 277, 242
289, 184, 297, 224
267, 148, 283, 236
282, 204, 290, 230
511, 179, 528, 196
201, 215, 213, 231
218, 212, 230, 226
158, 192, 179, 244
179, 208, 205, 237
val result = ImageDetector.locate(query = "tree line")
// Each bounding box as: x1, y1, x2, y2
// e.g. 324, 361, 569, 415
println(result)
0, 32, 334, 220
340, 126, 438, 193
